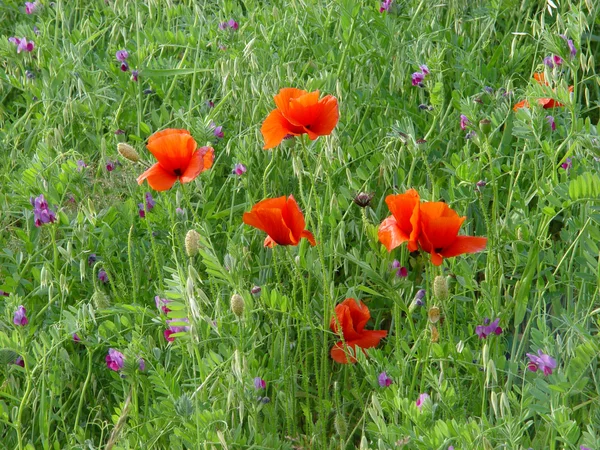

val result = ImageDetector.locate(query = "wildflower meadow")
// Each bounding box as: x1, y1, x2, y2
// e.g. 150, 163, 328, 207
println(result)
1, 0, 600, 448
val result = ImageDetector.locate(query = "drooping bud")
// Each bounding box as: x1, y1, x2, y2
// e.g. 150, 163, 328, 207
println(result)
251, 285, 261, 296
92, 290, 111, 309
230, 293, 244, 317
433, 275, 449, 301
185, 230, 201, 257
479, 119, 492, 135
427, 306, 440, 324
353, 192, 374, 208
117, 143, 140, 163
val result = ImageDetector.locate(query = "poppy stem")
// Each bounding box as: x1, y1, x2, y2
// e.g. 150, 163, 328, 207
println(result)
262, 152, 277, 198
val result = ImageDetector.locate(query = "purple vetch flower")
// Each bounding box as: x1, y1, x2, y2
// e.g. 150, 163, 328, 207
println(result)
227, 19, 239, 30
155, 296, 171, 314
580, 446, 591, 450
120, 62, 129, 72
411, 72, 425, 87
465, 131, 477, 140
567, 40, 577, 57
114, 129, 125, 135
88, 253, 97, 266
0, 290, 9, 297
378, 371, 392, 387
561, 157, 572, 171
391, 260, 408, 278
175, 207, 185, 216
9, 37, 21, 45
419, 64, 430, 75
145, 192, 155, 210
106, 161, 115, 172
138, 203, 146, 218
251, 285, 262, 296
416, 393, 430, 409
460, 114, 469, 131
254, 377, 266, 389
12, 37, 34, 53
138, 358, 146, 371
106, 348, 125, 371
379, 0, 393, 12
98, 269, 108, 283
26, 70, 35, 80
475, 318, 502, 339
76, 160, 87, 171
164, 318, 191, 341
213, 126, 224, 139
33, 26, 40, 35
206, 100, 215, 108
30, 194, 56, 227
476, 180, 487, 192
543, 56, 554, 68
25, 2, 40, 14
232, 163, 247, 176
14, 305, 29, 326
553, 55, 563, 66
414, 289, 426, 306
526, 350, 557, 376
546, 115, 556, 131
73, 333, 81, 342
483, 86, 494, 94
14, 356, 25, 367
116, 50, 129, 61
218, 21, 228, 30
131, 70, 139, 82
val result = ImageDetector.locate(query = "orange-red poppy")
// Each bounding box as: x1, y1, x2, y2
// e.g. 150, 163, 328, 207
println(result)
260, 88, 339, 149
417, 202, 487, 266
330, 298, 387, 364
137, 129, 214, 191
378, 188, 420, 252
242, 195, 316, 247
513, 72, 573, 112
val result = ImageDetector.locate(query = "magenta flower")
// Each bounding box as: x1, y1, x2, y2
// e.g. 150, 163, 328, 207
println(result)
416, 393, 430, 409
155, 296, 171, 314
14, 305, 28, 326
176, 207, 185, 215
460, 114, 469, 131
561, 157, 572, 171
138, 358, 146, 371
546, 115, 556, 131
120, 62, 129, 72
114, 129, 125, 135
17, 37, 35, 53
475, 318, 502, 339
254, 377, 266, 389
106, 161, 115, 172
379, 0, 393, 12
391, 260, 408, 277
131, 70, 139, 82
0, 290, 9, 297
228, 19, 239, 30
73, 333, 81, 342
106, 348, 125, 371
116, 50, 128, 61
378, 371, 392, 387
419, 64, 430, 75
88, 253, 96, 266
30, 194, 56, 227
213, 125, 224, 139
98, 269, 108, 283
164, 318, 190, 342
553, 55, 563, 66
233, 163, 247, 176
206, 100, 215, 108
251, 285, 261, 296
411, 72, 425, 87
14, 356, 25, 367
25, 2, 40, 14
526, 350, 556, 376
138, 203, 146, 218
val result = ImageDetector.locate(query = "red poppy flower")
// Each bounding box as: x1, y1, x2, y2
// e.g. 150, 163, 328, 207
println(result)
378, 188, 420, 252
417, 202, 487, 266
513, 72, 573, 112
137, 129, 214, 191
261, 88, 339, 149
330, 298, 387, 364
242, 195, 316, 247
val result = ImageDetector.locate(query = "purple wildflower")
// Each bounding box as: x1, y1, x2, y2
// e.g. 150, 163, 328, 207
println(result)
120, 62, 129, 72
543, 56, 554, 69
73, 333, 81, 342
227, 19, 239, 30
115, 50, 129, 61
88, 253, 96, 266
419, 64, 430, 75
76, 160, 86, 171
164, 318, 191, 342
378, 371, 392, 387
233, 163, 247, 176
114, 129, 125, 135
476, 180, 487, 192
33, 26, 40, 35
106, 161, 115, 172
379, 0, 393, 12
411, 72, 425, 87
138, 203, 146, 218
218, 22, 228, 30
546, 115, 556, 131
98, 269, 108, 283
580, 447, 591, 450
26, 70, 35, 80
30, 194, 56, 227
138, 358, 146, 371
213, 125, 224, 139
526, 350, 557, 376
465, 131, 477, 140
131, 70, 139, 82
25, 2, 40, 14
416, 393, 430, 409
14, 305, 29, 326
105, 348, 125, 371
561, 157, 572, 171
206, 100, 215, 108
391, 260, 408, 277
475, 318, 502, 339
145, 192, 155, 210
414, 289, 426, 307
14, 37, 34, 53
155, 296, 171, 314
460, 114, 469, 131
251, 285, 262, 296
567, 40, 577, 57
0, 290, 9, 297
553, 55, 563, 66
14, 356, 25, 367
175, 207, 185, 216
254, 377, 266, 389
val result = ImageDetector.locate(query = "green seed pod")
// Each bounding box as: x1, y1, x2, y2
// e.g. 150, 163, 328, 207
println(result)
117, 143, 140, 163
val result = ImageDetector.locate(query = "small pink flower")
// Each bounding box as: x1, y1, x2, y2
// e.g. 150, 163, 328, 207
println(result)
419, 64, 430, 75
546, 115, 556, 131
526, 350, 556, 376
14, 305, 28, 326
379, 0, 393, 12
106, 348, 125, 371
16, 37, 35, 53
233, 163, 247, 176
416, 393, 430, 409
254, 377, 266, 389
378, 372, 392, 387
73, 333, 81, 342
116, 50, 129, 61
411, 72, 425, 87
460, 114, 469, 131
25, 2, 40, 14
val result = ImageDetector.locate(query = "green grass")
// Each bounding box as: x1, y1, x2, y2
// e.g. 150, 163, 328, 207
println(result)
1, 0, 600, 448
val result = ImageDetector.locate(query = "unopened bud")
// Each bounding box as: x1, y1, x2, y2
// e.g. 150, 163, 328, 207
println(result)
251, 285, 261, 296
334, 414, 347, 436
479, 119, 492, 135
117, 143, 140, 163
353, 192, 374, 208
185, 230, 201, 257
433, 275, 449, 301
230, 293, 244, 317
92, 290, 110, 309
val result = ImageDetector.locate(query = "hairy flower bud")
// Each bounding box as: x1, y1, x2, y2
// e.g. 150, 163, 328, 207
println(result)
92, 290, 110, 309
117, 143, 140, 162
230, 293, 244, 317
185, 230, 201, 257
334, 414, 347, 437
433, 275, 449, 301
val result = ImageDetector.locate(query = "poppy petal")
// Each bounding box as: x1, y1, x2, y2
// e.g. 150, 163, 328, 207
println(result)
330, 341, 357, 364
264, 236, 277, 248
330, 301, 361, 341
148, 128, 190, 145
261, 109, 301, 149
539, 98, 564, 108
441, 236, 487, 258
513, 99, 529, 111
273, 88, 308, 119
533, 72, 547, 85
281, 195, 306, 242
419, 202, 465, 251
179, 146, 214, 183
300, 230, 316, 246
344, 298, 371, 334
200, 146, 215, 171
243, 198, 296, 245
137, 163, 178, 191
351, 330, 388, 349
284, 91, 322, 127
147, 131, 196, 173
303, 95, 339, 139
378, 216, 407, 252
385, 189, 420, 251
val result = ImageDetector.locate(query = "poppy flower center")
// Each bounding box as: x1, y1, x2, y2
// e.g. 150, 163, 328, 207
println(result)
173, 168, 182, 176
435, 248, 443, 253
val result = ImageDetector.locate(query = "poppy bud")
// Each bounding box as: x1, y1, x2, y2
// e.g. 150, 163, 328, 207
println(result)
230, 293, 244, 317
433, 275, 449, 301
92, 290, 110, 309
117, 143, 140, 163
185, 230, 201, 257
353, 192, 374, 208
427, 306, 440, 324
334, 414, 347, 437
479, 119, 492, 135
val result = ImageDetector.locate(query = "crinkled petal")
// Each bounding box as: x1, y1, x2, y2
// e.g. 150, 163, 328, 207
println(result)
137, 163, 178, 191
441, 236, 487, 258
146, 130, 196, 173
261, 109, 303, 149
378, 216, 408, 252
